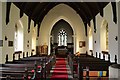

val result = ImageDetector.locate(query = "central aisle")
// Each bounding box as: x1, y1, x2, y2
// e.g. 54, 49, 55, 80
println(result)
49, 58, 73, 80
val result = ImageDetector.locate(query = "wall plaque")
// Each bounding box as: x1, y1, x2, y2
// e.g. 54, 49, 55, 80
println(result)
8, 41, 13, 47
79, 41, 85, 48
0, 40, 3, 47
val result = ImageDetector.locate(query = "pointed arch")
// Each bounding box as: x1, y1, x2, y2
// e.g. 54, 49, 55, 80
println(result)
89, 27, 93, 50
14, 19, 24, 52
32, 28, 36, 51
39, 3, 86, 55
100, 19, 109, 51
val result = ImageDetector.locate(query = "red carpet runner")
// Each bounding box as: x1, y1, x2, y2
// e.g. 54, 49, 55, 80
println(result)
50, 58, 69, 80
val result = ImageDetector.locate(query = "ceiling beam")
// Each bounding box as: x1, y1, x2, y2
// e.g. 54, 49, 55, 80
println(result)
111, 2, 117, 24
77, 2, 93, 21
6, 2, 11, 25
36, 3, 58, 23
85, 2, 100, 17
31, 3, 48, 20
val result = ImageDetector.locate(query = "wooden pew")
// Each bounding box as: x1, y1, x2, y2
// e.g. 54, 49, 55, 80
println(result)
1, 61, 47, 79
68, 54, 111, 79
3, 55, 56, 80
43, 55, 56, 78
74, 56, 110, 70
4, 58, 41, 79
0, 63, 37, 80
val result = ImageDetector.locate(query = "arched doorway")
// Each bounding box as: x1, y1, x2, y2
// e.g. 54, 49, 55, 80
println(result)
50, 19, 74, 57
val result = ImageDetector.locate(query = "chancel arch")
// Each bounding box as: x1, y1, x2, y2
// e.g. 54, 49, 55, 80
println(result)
50, 19, 74, 55
51, 19, 73, 45
39, 4, 86, 55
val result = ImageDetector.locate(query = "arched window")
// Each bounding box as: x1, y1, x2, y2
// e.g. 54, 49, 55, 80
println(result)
106, 23, 108, 50
32, 29, 36, 51
14, 20, 23, 51
100, 19, 109, 51
89, 28, 93, 50
14, 24, 18, 51
58, 30, 67, 46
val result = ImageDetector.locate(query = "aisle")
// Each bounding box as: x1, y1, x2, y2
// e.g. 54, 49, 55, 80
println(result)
49, 58, 73, 80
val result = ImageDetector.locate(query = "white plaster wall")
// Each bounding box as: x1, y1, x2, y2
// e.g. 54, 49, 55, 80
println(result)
87, 26, 89, 55
20, 14, 36, 57
89, 29, 93, 51
21, 15, 31, 57
1, 3, 36, 63
93, 3, 118, 78
104, 3, 118, 62
92, 3, 118, 62
100, 19, 109, 60
0, 2, 2, 63
15, 20, 24, 52
100, 19, 107, 52
93, 13, 102, 58
31, 20, 37, 55
87, 20, 94, 56
39, 4, 87, 55
2, 3, 20, 62
117, 1, 120, 79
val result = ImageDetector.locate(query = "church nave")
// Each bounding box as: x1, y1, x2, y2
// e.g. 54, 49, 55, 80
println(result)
0, 1, 120, 80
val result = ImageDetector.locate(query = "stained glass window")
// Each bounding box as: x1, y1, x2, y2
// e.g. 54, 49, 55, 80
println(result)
106, 23, 108, 50
58, 30, 67, 46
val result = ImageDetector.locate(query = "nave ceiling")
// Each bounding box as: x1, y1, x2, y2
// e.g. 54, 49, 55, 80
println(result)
6, 2, 116, 36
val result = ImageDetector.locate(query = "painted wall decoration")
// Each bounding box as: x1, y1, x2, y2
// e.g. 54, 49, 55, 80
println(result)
79, 41, 85, 48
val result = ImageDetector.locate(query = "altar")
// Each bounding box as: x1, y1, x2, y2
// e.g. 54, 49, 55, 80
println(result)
56, 46, 68, 57
58, 48, 67, 55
